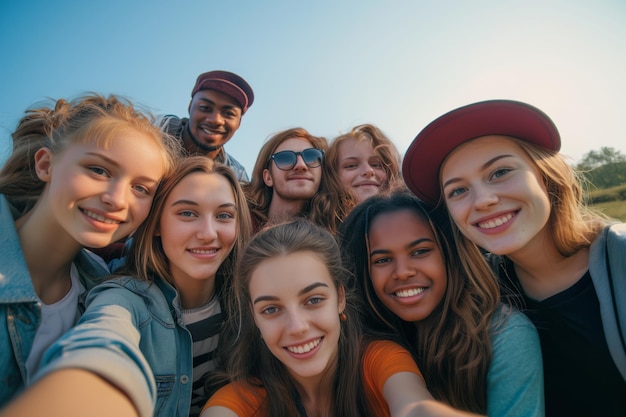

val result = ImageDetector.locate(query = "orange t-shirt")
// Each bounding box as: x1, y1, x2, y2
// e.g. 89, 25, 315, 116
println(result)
201, 340, 422, 416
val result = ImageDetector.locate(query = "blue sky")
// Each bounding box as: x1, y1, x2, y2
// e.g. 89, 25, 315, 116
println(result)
1, 0, 625, 175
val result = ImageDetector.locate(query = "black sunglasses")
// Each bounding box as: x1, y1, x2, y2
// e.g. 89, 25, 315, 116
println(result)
269, 148, 324, 171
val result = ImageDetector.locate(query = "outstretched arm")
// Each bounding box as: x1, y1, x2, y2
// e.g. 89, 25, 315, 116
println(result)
384, 372, 486, 417
0, 369, 138, 417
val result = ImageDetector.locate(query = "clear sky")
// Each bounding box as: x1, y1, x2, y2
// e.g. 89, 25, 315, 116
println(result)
1, 0, 625, 176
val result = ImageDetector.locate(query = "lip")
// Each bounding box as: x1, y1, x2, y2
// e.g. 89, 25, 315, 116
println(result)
187, 246, 220, 259
391, 285, 427, 304
354, 181, 380, 187
284, 337, 323, 358
472, 210, 518, 233
200, 126, 226, 136
81, 208, 125, 230
287, 175, 313, 181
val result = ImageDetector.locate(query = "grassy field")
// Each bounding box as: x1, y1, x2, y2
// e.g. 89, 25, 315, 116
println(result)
589, 200, 626, 222
588, 183, 626, 222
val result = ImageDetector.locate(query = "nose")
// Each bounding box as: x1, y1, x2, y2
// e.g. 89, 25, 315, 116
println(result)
286, 308, 309, 335
196, 218, 218, 241
472, 183, 499, 210
205, 111, 224, 125
391, 257, 415, 281
101, 180, 130, 210
361, 163, 375, 177
292, 154, 308, 171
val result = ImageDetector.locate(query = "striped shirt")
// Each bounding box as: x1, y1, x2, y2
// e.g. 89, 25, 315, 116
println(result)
181, 296, 222, 417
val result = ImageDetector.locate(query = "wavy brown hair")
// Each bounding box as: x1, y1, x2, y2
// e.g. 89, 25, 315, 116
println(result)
338, 189, 500, 413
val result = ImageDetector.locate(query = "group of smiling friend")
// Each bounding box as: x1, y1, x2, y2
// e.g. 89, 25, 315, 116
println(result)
0, 70, 624, 417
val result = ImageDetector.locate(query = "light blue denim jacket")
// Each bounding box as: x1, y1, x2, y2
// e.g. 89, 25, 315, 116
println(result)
0, 194, 109, 407
36, 274, 197, 417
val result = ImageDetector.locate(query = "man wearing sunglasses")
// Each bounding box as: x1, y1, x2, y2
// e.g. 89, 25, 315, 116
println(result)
244, 128, 327, 232
160, 70, 254, 182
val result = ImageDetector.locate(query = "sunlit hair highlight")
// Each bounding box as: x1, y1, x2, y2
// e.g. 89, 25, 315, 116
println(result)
0, 93, 181, 215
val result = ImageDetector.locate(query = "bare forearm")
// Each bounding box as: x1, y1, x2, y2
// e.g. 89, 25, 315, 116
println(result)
0, 369, 139, 417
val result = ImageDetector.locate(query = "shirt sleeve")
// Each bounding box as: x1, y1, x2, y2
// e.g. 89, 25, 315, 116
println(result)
33, 283, 156, 417
202, 383, 265, 417
363, 340, 423, 395
487, 309, 545, 417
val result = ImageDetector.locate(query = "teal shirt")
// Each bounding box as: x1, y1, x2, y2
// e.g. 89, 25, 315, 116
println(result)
487, 308, 545, 417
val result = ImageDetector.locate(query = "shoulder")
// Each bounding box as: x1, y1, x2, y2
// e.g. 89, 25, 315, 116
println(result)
223, 152, 249, 182
203, 382, 265, 416
85, 276, 171, 322
363, 340, 422, 378
489, 306, 541, 364
159, 114, 186, 137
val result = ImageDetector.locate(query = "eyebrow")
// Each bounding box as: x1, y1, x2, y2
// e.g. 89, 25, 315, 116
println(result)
252, 282, 329, 305
369, 237, 432, 257
85, 151, 159, 184
170, 200, 236, 209
442, 154, 513, 189
197, 97, 239, 111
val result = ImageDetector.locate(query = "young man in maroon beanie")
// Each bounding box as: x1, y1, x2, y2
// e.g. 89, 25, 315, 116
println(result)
161, 70, 254, 182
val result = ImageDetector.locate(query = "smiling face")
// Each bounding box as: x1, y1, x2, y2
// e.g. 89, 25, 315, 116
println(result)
440, 135, 551, 257
186, 89, 243, 157
35, 130, 166, 249
159, 172, 237, 300
337, 137, 388, 203
249, 251, 345, 384
367, 209, 447, 322
263, 138, 323, 202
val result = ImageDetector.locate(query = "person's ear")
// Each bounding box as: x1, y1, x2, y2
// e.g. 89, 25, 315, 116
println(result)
34, 148, 54, 182
263, 168, 273, 187
337, 284, 347, 315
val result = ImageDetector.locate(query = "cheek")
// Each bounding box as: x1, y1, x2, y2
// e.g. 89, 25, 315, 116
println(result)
370, 272, 388, 299
444, 201, 465, 226
339, 169, 354, 186
129, 198, 155, 226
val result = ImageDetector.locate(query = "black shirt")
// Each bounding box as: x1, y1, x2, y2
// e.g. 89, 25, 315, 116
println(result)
501, 262, 626, 417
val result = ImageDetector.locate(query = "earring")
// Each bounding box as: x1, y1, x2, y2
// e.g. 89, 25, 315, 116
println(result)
340, 312, 347, 321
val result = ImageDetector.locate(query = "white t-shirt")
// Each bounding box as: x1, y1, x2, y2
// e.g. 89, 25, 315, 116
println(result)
26, 263, 85, 381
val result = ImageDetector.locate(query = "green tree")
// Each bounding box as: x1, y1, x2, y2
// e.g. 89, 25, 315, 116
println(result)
576, 147, 626, 171
576, 147, 626, 189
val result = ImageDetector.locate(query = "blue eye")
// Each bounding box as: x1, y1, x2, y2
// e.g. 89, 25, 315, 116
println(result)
492, 168, 511, 179
88, 166, 108, 177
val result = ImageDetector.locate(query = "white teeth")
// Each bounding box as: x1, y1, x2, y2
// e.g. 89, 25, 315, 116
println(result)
395, 288, 424, 298
477, 213, 514, 229
201, 128, 221, 135
84, 209, 120, 224
287, 338, 321, 354
189, 249, 217, 254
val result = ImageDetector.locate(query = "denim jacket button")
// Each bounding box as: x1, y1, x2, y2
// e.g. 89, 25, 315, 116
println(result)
180, 375, 189, 384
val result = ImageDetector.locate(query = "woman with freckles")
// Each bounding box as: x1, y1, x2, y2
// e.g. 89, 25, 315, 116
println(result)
202, 219, 484, 417
402, 99, 626, 417
338, 190, 544, 417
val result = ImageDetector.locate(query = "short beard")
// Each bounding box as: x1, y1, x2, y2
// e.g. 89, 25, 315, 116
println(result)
186, 123, 223, 153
